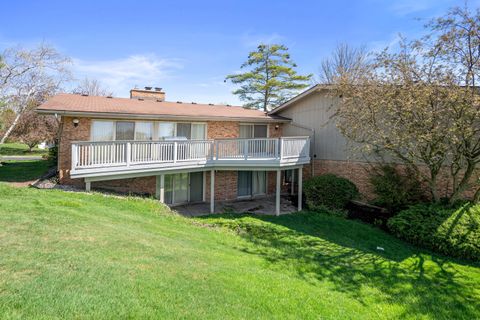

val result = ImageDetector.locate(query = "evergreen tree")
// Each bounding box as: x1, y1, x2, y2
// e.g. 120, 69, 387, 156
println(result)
226, 44, 312, 111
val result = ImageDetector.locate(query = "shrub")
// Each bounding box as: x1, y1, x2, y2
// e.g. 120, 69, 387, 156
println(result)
47, 144, 58, 165
370, 164, 426, 213
388, 203, 480, 261
304, 174, 359, 211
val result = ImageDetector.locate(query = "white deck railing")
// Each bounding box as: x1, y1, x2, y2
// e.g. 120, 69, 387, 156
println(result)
71, 137, 310, 172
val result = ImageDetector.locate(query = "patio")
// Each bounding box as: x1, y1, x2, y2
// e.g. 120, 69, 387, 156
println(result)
173, 195, 298, 217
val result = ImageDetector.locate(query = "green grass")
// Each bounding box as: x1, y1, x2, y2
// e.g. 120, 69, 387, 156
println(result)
0, 184, 479, 319
0, 160, 51, 182
0, 143, 48, 156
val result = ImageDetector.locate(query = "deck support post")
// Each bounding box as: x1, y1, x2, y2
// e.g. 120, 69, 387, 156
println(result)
156, 175, 165, 203
291, 169, 295, 195
210, 170, 215, 214
298, 167, 303, 211
85, 180, 91, 192
276, 169, 281, 216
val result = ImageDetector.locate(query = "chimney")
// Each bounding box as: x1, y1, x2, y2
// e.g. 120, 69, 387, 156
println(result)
130, 86, 165, 101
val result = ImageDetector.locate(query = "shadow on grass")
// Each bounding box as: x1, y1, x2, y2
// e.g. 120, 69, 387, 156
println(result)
0, 160, 52, 182
197, 212, 480, 319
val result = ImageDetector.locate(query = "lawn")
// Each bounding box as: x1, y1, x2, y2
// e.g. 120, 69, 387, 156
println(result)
0, 143, 48, 156
0, 184, 479, 319
0, 160, 52, 182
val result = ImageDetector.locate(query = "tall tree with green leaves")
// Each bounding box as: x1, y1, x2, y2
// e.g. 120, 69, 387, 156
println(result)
226, 44, 312, 112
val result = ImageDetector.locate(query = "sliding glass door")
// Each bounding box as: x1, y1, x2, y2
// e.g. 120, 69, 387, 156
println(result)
164, 172, 203, 205
237, 171, 266, 198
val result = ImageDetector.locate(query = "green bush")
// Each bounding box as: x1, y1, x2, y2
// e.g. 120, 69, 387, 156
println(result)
47, 144, 58, 165
388, 203, 480, 261
370, 164, 426, 213
304, 174, 359, 211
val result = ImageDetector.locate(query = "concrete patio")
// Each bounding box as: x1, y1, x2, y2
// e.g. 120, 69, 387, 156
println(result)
172, 195, 298, 217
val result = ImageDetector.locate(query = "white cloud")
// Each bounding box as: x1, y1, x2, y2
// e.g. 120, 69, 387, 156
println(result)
241, 32, 285, 48
71, 54, 184, 97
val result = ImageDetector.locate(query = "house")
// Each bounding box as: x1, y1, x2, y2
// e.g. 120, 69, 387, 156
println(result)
270, 84, 479, 199
37, 87, 310, 215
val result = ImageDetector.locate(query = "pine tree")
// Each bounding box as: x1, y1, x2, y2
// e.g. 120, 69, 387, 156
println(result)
226, 44, 312, 112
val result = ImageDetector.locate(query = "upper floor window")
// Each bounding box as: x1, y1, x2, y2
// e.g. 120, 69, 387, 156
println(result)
239, 124, 268, 138
91, 120, 206, 141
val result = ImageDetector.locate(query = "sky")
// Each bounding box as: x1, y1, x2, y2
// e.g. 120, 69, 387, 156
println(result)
0, 0, 474, 105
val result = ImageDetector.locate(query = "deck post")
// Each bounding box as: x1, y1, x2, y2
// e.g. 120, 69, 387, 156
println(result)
156, 175, 165, 202
276, 169, 281, 216
291, 169, 295, 195
298, 167, 303, 211
85, 180, 91, 192
126, 142, 131, 167
210, 170, 215, 214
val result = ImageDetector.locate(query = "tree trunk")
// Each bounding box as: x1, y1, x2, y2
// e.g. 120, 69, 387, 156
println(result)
428, 170, 441, 203
474, 187, 480, 204
449, 161, 477, 204
0, 113, 21, 145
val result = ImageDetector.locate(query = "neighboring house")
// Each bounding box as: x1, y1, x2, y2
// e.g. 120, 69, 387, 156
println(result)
37, 87, 310, 214
270, 84, 479, 199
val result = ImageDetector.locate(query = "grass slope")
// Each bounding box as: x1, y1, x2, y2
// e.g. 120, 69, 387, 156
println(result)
0, 160, 51, 182
0, 143, 48, 156
0, 184, 479, 319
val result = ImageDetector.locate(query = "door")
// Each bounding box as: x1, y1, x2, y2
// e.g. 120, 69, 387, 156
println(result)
189, 172, 204, 202
237, 171, 266, 197
237, 171, 252, 197
164, 173, 189, 204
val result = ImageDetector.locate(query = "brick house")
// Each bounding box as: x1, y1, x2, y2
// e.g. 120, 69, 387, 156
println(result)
37, 87, 310, 214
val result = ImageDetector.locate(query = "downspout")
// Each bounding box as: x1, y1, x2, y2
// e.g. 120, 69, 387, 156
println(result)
289, 121, 315, 178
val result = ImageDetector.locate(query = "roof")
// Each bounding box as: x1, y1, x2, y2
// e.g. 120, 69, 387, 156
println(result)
269, 84, 333, 115
37, 93, 290, 123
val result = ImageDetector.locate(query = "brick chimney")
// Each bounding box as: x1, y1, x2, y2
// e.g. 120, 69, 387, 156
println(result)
130, 87, 165, 101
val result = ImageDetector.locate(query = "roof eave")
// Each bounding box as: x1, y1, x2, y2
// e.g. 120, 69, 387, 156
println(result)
36, 109, 291, 123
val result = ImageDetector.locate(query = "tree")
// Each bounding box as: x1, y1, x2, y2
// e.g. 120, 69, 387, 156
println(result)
0, 44, 71, 145
319, 43, 369, 84
331, 7, 480, 203
72, 78, 113, 96
10, 108, 58, 151
226, 44, 312, 111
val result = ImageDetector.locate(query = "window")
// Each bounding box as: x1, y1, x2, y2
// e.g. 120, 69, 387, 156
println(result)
135, 121, 153, 140
115, 121, 135, 140
176, 123, 191, 139
91, 120, 114, 141
239, 124, 268, 138
191, 123, 206, 140
158, 122, 175, 139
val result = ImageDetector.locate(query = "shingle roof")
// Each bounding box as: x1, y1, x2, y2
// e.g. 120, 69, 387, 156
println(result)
37, 93, 289, 122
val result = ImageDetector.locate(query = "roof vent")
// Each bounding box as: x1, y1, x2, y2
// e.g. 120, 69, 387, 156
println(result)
176, 101, 182, 103
144, 86, 152, 91
138, 98, 144, 101
154, 87, 162, 91
81, 93, 88, 97
208, 103, 214, 106
192, 102, 197, 104
106, 95, 113, 99
156, 99, 163, 102
226, 104, 231, 106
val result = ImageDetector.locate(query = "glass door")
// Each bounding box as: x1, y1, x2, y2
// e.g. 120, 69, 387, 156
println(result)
237, 171, 252, 197
164, 173, 189, 204
252, 171, 266, 195
189, 172, 203, 202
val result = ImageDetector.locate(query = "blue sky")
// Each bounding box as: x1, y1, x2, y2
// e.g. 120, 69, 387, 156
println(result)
0, 0, 473, 105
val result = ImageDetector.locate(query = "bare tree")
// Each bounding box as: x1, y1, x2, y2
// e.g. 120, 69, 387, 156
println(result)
72, 78, 113, 96
319, 43, 369, 84
0, 44, 71, 145
331, 7, 480, 203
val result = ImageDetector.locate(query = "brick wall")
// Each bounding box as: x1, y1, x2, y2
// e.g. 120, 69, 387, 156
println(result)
58, 116, 91, 187
207, 121, 239, 139
305, 159, 479, 201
